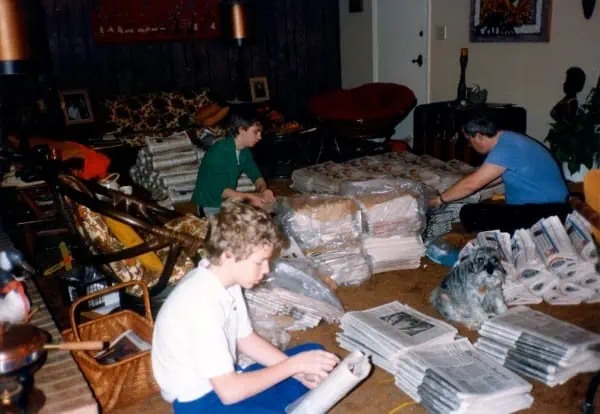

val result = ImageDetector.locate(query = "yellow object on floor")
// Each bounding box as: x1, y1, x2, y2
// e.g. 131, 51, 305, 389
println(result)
584, 170, 600, 241
104, 217, 164, 274
490, 193, 505, 201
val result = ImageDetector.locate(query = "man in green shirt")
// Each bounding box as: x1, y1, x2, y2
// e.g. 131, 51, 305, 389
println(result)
192, 116, 275, 216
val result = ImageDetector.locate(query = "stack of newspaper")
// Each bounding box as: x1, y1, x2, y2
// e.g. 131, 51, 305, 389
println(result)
395, 338, 534, 413
245, 287, 343, 330
475, 306, 600, 386
363, 235, 425, 273
129, 131, 255, 205
304, 242, 371, 286
336, 301, 458, 375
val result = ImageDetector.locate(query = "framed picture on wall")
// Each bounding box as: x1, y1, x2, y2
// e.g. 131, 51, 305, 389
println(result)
59, 89, 95, 125
249, 77, 270, 103
470, 0, 552, 43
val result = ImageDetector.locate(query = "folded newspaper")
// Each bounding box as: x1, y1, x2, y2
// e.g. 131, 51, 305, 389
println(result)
95, 329, 151, 365
394, 338, 534, 414
285, 350, 371, 414
475, 306, 600, 386
336, 301, 458, 376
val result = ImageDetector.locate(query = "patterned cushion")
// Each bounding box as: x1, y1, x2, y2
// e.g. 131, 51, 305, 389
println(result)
104, 90, 212, 135
72, 205, 207, 296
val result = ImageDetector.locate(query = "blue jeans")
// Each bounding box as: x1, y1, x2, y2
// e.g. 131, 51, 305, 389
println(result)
173, 343, 323, 414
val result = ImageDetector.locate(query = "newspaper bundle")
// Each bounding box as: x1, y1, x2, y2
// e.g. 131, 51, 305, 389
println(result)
285, 350, 371, 414
462, 214, 600, 307
336, 301, 458, 376
129, 131, 255, 205
475, 306, 600, 386
395, 338, 533, 414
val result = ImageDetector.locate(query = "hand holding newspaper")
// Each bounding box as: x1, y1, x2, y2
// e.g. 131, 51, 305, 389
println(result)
285, 350, 372, 414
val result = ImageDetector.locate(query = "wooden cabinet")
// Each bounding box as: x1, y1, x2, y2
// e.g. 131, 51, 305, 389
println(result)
413, 101, 527, 166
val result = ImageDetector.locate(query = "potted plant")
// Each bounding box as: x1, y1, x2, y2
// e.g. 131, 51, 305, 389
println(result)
545, 82, 600, 182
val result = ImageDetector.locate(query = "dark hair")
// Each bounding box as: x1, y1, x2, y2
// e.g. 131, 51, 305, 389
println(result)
565, 67, 586, 94
462, 113, 499, 138
226, 114, 261, 137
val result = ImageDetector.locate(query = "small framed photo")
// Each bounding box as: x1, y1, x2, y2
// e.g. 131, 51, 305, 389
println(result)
249, 76, 270, 103
59, 89, 95, 125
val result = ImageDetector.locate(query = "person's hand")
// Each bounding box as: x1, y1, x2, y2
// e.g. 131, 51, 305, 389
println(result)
260, 189, 276, 204
246, 193, 265, 207
428, 195, 442, 209
293, 373, 322, 389
289, 350, 340, 380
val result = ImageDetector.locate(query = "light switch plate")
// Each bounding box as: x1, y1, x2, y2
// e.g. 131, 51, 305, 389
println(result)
437, 24, 447, 40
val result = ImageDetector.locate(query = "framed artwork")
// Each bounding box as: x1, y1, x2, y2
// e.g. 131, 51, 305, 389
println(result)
91, 0, 221, 44
249, 77, 270, 103
59, 89, 95, 125
470, 0, 552, 43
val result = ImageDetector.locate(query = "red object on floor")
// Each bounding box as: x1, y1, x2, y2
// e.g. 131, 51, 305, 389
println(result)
391, 140, 409, 153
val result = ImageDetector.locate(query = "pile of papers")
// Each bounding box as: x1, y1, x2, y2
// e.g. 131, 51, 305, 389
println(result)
336, 301, 458, 375
395, 338, 534, 413
245, 287, 343, 330
475, 306, 600, 386
363, 235, 424, 273
460, 213, 600, 307
304, 243, 371, 286
129, 132, 255, 206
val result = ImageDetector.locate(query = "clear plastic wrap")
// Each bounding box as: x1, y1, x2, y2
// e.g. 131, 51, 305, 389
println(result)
339, 178, 426, 237
275, 195, 362, 250
304, 242, 372, 286
263, 259, 344, 311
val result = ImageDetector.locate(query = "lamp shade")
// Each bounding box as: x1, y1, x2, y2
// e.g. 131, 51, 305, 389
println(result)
0, 0, 29, 74
230, 1, 248, 46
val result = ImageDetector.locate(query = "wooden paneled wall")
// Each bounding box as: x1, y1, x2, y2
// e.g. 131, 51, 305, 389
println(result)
38, 0, 341, 119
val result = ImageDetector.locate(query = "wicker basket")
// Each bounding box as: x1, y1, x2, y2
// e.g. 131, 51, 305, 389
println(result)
62, 281, 160, 412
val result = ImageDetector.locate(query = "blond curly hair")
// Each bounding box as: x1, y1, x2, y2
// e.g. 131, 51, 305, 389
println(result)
204, 199, 286, 263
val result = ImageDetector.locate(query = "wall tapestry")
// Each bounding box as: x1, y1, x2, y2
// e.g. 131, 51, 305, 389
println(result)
470, 0, 552, 43
92, 0, 221, 44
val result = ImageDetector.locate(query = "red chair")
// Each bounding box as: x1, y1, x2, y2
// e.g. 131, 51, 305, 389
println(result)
309, 83, 417, 156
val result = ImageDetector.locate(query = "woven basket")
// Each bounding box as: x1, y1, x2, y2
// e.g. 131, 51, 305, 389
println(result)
62, 281, 160, 411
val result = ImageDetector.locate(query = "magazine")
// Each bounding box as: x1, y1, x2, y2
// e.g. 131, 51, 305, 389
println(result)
95, 329, 151, 365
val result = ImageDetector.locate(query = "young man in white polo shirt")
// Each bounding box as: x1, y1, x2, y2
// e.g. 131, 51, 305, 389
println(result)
151, 200, 340, 413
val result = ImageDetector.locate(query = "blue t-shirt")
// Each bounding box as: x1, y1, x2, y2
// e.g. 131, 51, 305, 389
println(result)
485, 131, 568, 205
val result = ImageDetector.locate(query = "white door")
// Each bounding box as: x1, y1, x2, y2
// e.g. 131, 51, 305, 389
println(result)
374, 0, 430, 141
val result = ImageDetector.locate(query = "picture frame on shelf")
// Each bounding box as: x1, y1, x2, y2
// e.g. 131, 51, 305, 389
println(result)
59, 89, 95, 125
470, 0, 552, 43
249, 77, 270, 103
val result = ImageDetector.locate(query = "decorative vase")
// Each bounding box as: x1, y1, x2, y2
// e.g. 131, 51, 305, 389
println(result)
456, 48, 468, 104
562, 161, 598, 183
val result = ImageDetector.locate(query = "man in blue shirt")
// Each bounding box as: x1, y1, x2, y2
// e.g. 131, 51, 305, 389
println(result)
429, 113, 571, 233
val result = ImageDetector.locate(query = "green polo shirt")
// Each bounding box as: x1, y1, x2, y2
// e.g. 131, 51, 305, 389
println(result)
192, 137, 262, 208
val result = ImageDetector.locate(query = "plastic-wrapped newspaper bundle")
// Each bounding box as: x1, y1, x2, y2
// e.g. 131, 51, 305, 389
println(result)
336, 301, 458, 376
275, 195, 372, 286
304, 242, 371, 286
276, 195, 362, 250
475, 306, 600, 387
339, 178, 426, 273
290, 161, 380, 194
395, 338, 534, 414
244, 259, 344, 331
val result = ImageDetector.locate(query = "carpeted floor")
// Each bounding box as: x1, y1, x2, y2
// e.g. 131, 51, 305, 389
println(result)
112, 257, 600, 414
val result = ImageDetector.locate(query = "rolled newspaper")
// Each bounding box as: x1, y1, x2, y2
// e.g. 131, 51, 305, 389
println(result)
285, 350, 371, 414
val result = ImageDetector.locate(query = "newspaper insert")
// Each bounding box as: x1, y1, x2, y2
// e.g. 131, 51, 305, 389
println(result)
285, 350, 371, 414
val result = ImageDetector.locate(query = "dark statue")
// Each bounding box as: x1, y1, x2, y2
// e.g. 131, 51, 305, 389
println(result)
550, 67, 586, 123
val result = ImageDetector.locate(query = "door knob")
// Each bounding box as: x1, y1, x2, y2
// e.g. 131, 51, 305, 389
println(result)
412, 54, 423, 67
